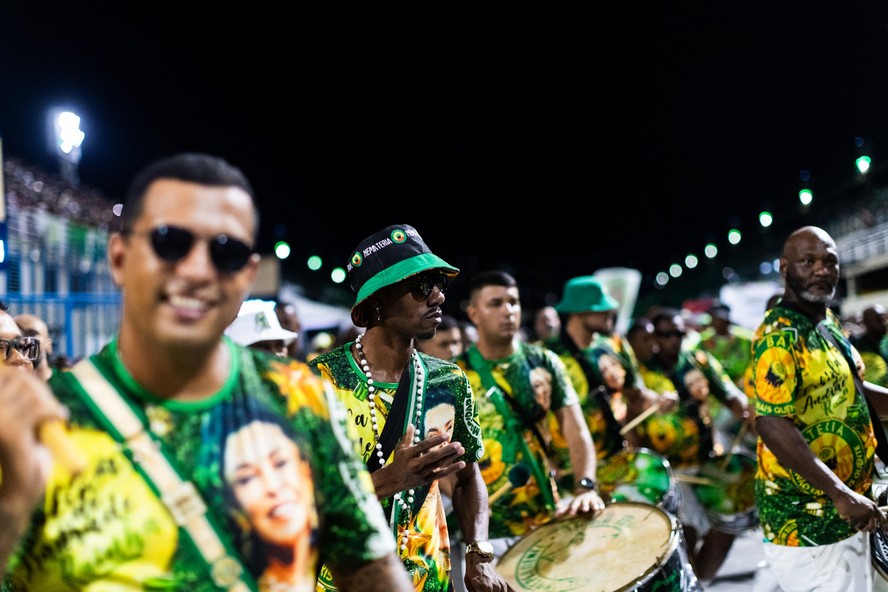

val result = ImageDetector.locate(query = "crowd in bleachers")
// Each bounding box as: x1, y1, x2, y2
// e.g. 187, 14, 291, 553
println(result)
4, 158, 119, 230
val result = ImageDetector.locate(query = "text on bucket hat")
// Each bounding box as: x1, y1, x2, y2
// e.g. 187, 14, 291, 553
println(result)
347, 224, 459, 311
225, 299, 298, 347
554, 275, 620, 314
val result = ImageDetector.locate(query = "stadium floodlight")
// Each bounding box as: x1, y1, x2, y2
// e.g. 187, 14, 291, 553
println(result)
47, 108, 85, 186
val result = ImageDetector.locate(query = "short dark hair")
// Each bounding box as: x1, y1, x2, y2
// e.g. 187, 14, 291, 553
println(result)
120, 152, 258, 236
467, 270, 518, 300
627, 316, 652, 338
650, 307, 682, 327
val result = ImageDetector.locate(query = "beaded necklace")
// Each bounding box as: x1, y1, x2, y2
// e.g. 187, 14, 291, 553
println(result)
354, 332, 425, 552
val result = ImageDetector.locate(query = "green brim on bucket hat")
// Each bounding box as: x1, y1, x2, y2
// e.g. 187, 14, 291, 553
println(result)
347, 224, 459, 312
554, 275, 619, 314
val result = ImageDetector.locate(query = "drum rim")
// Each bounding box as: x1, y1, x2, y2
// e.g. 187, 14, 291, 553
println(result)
599, 447, 678, 504
694, 449, 759, 534
872, 529, 888, 582
498, 501, 681, 592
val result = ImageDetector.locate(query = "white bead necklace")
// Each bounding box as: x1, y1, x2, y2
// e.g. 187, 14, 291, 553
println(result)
354, 332, 425, 552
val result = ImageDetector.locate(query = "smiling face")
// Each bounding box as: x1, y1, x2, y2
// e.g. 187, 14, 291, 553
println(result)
108, 179, 259, 355
424, 402, 456, 440
224, 421, 315, 548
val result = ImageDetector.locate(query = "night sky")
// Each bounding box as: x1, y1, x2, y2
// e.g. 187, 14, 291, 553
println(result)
2, 2, 887, 314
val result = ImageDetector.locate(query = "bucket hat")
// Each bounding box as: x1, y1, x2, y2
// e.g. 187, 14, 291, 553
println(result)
554, 275, 619, 314
347, 224, 459, 316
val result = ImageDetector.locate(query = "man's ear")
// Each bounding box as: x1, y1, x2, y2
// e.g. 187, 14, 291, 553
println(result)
465, 301, 479, 326
107, 233, 127, 288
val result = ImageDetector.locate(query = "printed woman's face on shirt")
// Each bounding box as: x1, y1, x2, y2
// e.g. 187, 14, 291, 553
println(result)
684, 369, 710, 402
224, 421, 314, 547
425, 402, 456, 440
530, 367, 553, 410
598, 353, 626, 391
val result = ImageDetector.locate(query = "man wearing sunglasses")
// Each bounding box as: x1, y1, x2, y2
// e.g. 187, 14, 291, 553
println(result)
0, 153, 413, 592
309, 224, 513, 592
0, 302, 42, 373
631, 307, 754, 585
14, 312, 54, 381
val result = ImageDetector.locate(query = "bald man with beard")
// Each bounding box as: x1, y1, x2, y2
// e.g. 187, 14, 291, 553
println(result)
752, 225, 888, 592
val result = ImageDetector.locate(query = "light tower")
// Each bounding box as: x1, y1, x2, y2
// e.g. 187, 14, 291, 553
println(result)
47, 108, 85, 187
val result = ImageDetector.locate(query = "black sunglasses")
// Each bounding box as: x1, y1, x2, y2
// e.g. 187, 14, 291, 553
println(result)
408, 271, 450, 298
126, 225, 254, 272
0, 336, 41, 362
655, 330, 686, 339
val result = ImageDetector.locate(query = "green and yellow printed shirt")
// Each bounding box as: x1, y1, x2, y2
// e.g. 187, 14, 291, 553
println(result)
454, 341, 578, 539
310, 346, 484, 592
637, 350, 744, 469
753, 306, 877, 546
542, 333, 636, 480
4, 338, 392, 592
850, 333, 888, 388
695, 326, 755, 389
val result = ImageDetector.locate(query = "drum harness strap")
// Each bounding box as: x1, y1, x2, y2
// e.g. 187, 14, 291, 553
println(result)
467, 345, 558, 512
69, 358, 255, 592
362, 356, 432, 524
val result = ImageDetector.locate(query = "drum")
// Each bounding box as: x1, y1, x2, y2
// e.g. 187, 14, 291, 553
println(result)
871, 488, 888, 582
497, 502, 700, 592
597, 447, 681, 515
872, 527, 888, 583
691, 449, 758, 535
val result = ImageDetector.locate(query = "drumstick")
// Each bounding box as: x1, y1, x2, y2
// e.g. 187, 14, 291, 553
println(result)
38, 420, 87, 476
674, 473, 718, 486
719, 422, 750, 471
619, 404, 660, 436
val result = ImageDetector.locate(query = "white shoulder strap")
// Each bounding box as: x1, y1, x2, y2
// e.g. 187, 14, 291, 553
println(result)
70, 359, 253, 592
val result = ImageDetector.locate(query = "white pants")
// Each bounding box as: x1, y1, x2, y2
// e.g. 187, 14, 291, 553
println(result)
762, 532, 876, 592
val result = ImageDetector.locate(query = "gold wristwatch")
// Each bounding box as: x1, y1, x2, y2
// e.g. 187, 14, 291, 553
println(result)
465, 540, 495, 560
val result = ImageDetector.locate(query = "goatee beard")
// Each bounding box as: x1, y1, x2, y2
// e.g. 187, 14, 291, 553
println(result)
786, 274, 835, 305
799, 286, 835, 305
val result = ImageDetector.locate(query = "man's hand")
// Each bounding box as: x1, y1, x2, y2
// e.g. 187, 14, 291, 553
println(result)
0, 367, 68, 573
556, 489, 606, 518
373, 424, 466, 498
833, 488, 888, 533
464, 553, 515, 592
